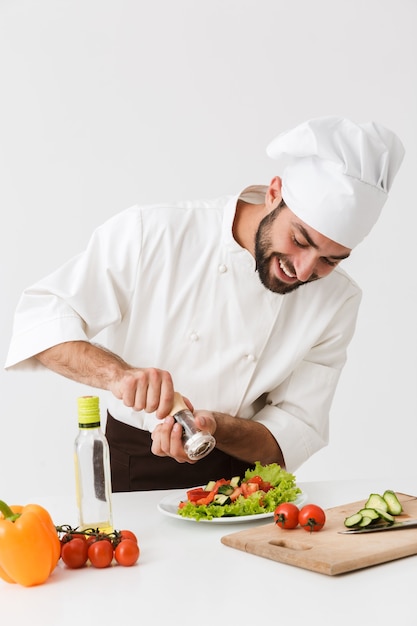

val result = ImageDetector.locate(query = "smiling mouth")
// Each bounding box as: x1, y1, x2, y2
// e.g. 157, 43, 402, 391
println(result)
278, 258, 297, 281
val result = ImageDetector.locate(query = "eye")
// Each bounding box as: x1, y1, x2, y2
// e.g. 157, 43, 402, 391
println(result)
321, 257, 338, 267
292, 236, 308, 249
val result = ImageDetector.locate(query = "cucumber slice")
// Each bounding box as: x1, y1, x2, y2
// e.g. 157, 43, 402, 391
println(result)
343, 490, 401, 532
205, 481, 216, 491
357, 508, 381, 521
344, 513, 363, 528
217, 484, 234, 496
364, 493, 388, 512
230, 476, 241, 488
383, 490, 403, 515
213, 493, 231, 506
373, 508, 395, 524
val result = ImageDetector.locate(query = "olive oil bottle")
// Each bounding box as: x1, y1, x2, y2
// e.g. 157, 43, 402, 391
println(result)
74, 396, 113, 533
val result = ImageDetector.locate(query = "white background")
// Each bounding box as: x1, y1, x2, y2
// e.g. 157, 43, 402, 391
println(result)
0, 0, 415, 502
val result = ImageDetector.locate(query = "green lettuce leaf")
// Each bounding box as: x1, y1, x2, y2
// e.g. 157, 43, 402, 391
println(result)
244, 460, 297, 487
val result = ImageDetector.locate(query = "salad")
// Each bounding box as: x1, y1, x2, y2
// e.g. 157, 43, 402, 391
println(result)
177, 462, 301, 521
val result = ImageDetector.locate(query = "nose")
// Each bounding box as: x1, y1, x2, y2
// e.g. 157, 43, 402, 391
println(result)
293, 252, 318, 282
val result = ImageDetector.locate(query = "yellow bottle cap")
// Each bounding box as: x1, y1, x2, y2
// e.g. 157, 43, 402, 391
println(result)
77, 395, 101, 427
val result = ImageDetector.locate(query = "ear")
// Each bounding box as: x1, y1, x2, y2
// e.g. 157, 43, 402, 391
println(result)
265, 176, 283, 211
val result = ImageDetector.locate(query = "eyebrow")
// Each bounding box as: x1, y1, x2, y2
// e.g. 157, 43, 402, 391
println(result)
295, 224, 351, 260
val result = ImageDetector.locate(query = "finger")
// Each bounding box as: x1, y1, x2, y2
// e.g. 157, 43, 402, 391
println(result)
151, 419, 188, 462
181, 395, 194, 413
169, 421, 199, 463
155, 375, 175, 418
193, 411, 216, 434
150, 419, 174, 456
150, 424, 165, 456
151, 422, 197, 464
157, 415, 176, 454
117, 370, 148, 410
141, 368, 165, 413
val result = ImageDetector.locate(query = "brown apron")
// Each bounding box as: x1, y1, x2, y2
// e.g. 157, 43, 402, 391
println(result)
105, 413, 253, 492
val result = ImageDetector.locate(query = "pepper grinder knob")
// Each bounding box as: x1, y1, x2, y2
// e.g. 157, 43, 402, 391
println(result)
170, 392, 190, 416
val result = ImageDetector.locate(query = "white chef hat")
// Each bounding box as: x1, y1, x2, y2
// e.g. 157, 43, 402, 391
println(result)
266, 116, 405, 248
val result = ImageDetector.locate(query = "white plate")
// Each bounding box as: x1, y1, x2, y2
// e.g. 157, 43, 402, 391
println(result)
157, 489, 308, 524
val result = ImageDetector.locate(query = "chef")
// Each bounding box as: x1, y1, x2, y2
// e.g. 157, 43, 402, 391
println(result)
5, 116, 405, 491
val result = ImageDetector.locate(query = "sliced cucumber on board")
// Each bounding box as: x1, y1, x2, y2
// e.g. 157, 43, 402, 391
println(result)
344, 491, 402, 529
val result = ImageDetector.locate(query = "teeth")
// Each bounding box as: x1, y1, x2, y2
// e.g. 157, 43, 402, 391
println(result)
279, 259, 295, 278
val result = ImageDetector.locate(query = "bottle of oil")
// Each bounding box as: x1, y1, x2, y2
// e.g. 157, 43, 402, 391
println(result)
74, 395, 113, 533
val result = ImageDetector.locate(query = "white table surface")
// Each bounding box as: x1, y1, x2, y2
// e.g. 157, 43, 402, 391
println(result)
2, 477, 417, 624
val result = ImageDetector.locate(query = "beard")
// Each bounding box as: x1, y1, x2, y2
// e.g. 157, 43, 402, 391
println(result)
254, 208, 318, 295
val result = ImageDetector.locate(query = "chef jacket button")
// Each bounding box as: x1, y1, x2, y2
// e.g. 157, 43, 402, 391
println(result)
245, 353, 256, 362
189, 332, 199, 342
218, 264, 228, 273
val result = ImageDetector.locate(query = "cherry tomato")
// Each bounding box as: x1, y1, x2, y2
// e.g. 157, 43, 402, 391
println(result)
114, 539, 140, 567
119, 529, 138, 544
85, 534, 98, 547
88, 539, 114, 568
298, 504, 326, 532
61, 537, 89, 569
274, 502, 299, 529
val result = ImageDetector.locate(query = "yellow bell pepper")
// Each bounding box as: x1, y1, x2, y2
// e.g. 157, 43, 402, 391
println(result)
0, 500, 61, 587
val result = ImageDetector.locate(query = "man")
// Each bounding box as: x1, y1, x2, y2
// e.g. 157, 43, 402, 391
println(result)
5, 116, 405, 491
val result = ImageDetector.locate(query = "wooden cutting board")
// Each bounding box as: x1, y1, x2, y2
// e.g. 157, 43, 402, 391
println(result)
221, 492, 417, 575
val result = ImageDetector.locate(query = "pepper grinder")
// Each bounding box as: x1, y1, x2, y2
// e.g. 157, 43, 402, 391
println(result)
171, 392, 216, 460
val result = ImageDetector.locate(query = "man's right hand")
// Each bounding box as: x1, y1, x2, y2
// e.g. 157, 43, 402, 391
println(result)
35, 340, 175, 418
110, 366, 175, 418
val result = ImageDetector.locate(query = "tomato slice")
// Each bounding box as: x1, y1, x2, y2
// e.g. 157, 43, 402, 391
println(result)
247, 475, 263, 485
241, 482, 259, 497
187, 488, 210, 502
212, 479, 229, 492
246, 476, 273, 492
195, 491, 216, 505
230, 486, 243, 501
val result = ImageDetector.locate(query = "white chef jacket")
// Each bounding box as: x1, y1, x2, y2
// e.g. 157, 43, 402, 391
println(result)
5, 186, 361, 472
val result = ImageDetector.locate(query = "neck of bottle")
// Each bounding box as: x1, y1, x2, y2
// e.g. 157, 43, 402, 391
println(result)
78, 421, 101, 429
